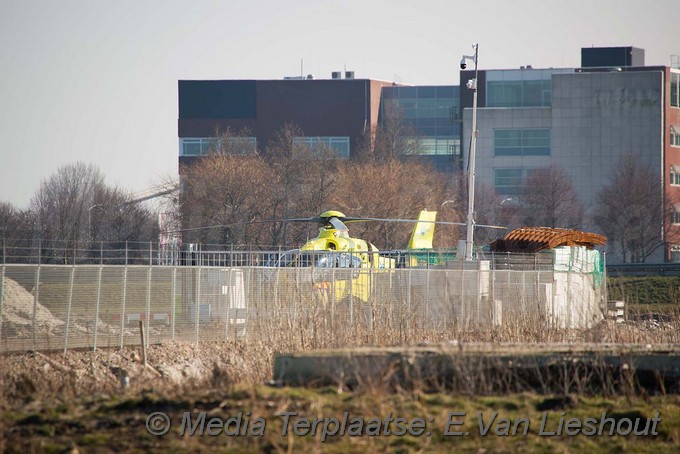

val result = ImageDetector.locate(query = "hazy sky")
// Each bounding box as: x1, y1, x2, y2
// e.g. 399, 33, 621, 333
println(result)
1, 0, 678, 208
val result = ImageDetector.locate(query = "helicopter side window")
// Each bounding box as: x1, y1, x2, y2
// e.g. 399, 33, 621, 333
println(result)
299, 253, 313, 267
278, 250, 305, 267
336, 253, 350, 268
315, 254, 332, 268
335, 253, 362, 268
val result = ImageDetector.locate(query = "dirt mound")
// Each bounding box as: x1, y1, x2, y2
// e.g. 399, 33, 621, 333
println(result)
1, 277, 66, 338
1, 341, 272, 404
1, 277, 120, 339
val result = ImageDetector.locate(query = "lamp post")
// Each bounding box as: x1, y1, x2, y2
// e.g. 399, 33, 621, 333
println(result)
460, 43, 479, 260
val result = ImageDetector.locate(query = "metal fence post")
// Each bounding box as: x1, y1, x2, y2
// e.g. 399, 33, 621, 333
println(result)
93, 265, 102, 351
195, 266, 202, 344
407, 267, 412, 314
145, 266, 152, 346
32, 263, 41, 351
120, 266, 128, 348
478, 260, 483, 326
171, 266, 176, 340
602, 252, 608, 311
225, 268, 232, 339
460, 264, 465, 329
426, 267, 430, 329
63, 265, 75, 355
0, 265, 5, 342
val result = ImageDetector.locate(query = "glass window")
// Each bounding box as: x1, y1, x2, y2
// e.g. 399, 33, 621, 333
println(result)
494, 168, 524, 195
523, 80, 547, 107
435, 99, 456, 119
416, 137, 460, 156
379, 85, 459, 156
671, 167, 680, 185
180, 138, 212, 156
382, 89, 396, 99
493, 168, 546, 195
397, 98, 417, 109
671, 73, 679, 108
417, 86, 436, 97
671, 126, 680, 147
487, 79, 552, 107
673, 211, 680, 225
180, 137, 256, 156
293, 137, 350, 159
417, 118, 437, 127
494, 129, 550, 156
671, 245, 680, 262
182, 139, 202, 156
222, 137, 257, 155
487, 81, 522, 107
398, 87, 417, 98
417, 98, 436, 109
436, 86, 455, 98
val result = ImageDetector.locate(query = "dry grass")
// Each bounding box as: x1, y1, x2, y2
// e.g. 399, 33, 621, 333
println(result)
2, 304, 679, 404
3, 306, 680, 453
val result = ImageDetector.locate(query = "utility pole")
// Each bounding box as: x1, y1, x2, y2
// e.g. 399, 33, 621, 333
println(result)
460, 44, 479, 260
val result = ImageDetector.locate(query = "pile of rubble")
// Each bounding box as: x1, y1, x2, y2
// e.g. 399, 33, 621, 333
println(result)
1, 277, 117, 339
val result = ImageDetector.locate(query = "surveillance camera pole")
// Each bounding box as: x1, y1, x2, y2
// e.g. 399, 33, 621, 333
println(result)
461, 43, 479, 261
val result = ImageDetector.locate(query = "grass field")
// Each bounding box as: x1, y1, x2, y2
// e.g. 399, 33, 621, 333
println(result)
3, 272, 680, 452
4, 384, 680, 453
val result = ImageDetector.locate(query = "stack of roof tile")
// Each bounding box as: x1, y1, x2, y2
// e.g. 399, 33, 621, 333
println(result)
489, 227, 607, 253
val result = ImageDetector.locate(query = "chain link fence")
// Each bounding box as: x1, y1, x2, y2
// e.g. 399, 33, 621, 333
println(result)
0, 249, 607, 353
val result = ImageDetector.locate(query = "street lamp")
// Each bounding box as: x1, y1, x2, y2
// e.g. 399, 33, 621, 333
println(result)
440, 199, 456, 210
461, 43, 479, 260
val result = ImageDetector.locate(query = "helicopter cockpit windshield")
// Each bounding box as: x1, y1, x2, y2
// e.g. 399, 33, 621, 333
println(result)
276, 249, 362, 268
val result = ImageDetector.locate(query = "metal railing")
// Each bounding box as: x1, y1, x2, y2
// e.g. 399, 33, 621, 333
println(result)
2, 237, 562, 270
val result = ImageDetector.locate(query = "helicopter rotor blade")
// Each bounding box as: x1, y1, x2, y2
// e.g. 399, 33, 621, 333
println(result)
348, 217, 506, 230
165, 212, 507, 236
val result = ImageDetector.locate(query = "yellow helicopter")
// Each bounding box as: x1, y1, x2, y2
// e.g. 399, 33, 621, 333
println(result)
272, 209, 443, 304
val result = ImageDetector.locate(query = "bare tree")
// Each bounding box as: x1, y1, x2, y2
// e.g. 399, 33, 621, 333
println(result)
180, 154, 275, 247
594, 155, 663, 263
469, 181, 506, 247
89, 185, 158, 245
265, 122, 304, 159
209, 126, 257, 156
30, 162, 104, 262
357, 104, 421, 163
25, 163, 158, 262
519, 165, 584, 229
328, 159, 449, 249
179, 120, 463, 251
0, 202, 22, 240
264, 123, 346, 246
663, 185, 680, 261
0, 202, 35, 261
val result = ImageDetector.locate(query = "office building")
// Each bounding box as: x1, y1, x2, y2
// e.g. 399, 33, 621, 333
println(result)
177, 46, 680, 262
460, 47, 680, 262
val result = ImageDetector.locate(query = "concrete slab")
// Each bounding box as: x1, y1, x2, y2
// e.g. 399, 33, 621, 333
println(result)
273, 343, 680, 393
